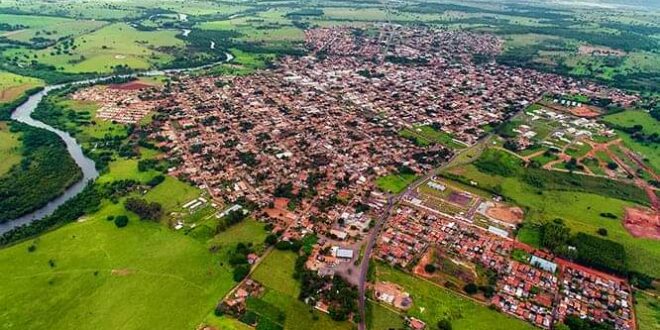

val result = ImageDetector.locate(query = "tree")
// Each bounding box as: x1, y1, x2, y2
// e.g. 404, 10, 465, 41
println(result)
114, 215, 129, 228
438, 319, 452, 330
597, 228, 608, 236
233, 264, 250, 281
540, 219, 570, 253
463, 283, 478, 294
424, 263, 436, 273
607, 162, 618, 170
265, 234, 278, 245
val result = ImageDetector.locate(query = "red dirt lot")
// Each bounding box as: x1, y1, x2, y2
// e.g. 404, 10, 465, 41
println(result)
623, 207, 660, 240
486, 205, 524, 224
108, 81, 153, 90
569, 105, 600, 118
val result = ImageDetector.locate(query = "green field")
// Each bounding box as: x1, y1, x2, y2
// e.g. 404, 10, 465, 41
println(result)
144, 176, 201, 214
248, 249, 353, 330
376, 173, 418, 194
374, 262, 535, 330
367, 301, 405, 330
444, 159, 660, 277
0, 71, 44, 103
96, 159, 160, 184
603, 110, 660, 172
0, 201, 236, 330
5, 23, 183, 73
0, 121, 21, 175
635, 292, 660, 330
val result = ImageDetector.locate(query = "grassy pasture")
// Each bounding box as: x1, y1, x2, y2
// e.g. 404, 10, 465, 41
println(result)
400, 125, 466, 149
0, 201, 236, 330
603, 110, 660, 172
634, 292, 660, 330
374, 262, 535, 330
0, 71, 44, 103
0, 14, 105, 44
7, 23, 183, 73
0, 121, 21, 175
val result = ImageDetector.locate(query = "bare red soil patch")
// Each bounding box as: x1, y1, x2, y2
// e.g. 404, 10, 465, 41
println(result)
624, 207, 660, 240
108, 81, 153, 90
569, 105, 601, 118
486, 205, 524, 224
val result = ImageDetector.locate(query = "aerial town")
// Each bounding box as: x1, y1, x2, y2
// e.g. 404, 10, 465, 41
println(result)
56, 25, 649, 330
2, 4, 657, 328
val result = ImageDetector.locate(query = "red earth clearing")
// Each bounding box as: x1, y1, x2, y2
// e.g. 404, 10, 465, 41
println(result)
623, 207, 660, 240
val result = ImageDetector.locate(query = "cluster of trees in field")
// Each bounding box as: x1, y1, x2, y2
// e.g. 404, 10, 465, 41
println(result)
124, 197, 162, 221
0, 123, 82, 221
538, 219, 631, 278
227, 242, 255, 282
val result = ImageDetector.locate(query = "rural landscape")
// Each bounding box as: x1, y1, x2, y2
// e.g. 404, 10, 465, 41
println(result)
0, 0, 658, 330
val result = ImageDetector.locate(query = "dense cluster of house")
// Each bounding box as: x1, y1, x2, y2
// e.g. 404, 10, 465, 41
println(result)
72, 83, 162, 123
375, 203, 635, 329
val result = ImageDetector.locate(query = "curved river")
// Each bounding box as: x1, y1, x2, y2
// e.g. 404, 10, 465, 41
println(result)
0, 52, 234, 234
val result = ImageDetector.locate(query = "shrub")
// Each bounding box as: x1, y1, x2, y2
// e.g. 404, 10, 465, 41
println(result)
424, 263, 436, 273
114, 215, 129, 228
438, 319, 452, 330
597, 228, 608, 236
463, 283, 478, 294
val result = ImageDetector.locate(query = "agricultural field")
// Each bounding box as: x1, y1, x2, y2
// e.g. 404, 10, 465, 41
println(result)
374, 262, 535, 330
0, 201, 237, 330
0, 71, 43, 103
0, 13, 105, 45
0, 121, 20, 175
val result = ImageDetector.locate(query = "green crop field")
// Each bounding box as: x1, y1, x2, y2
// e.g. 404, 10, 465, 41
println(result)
0, 121, 21, 175
248, 249, 353, 330
0, 71, 44, 103
0, 201, 236, 330
374, 262, 535, 330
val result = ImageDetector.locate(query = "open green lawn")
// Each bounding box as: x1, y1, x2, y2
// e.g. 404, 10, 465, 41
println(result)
0, 71, 44, 103
445, 163, 660, 277
635, 292, 660, 330
374, 262, 535, 330
376, 174, 418, 194
367, 301, 405, 330
0, 201, 236, 330
0, 121, 21, 175
250, 249, 353, 330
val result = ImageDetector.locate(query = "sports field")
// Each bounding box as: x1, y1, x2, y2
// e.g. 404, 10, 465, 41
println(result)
374, 262, 535, 330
